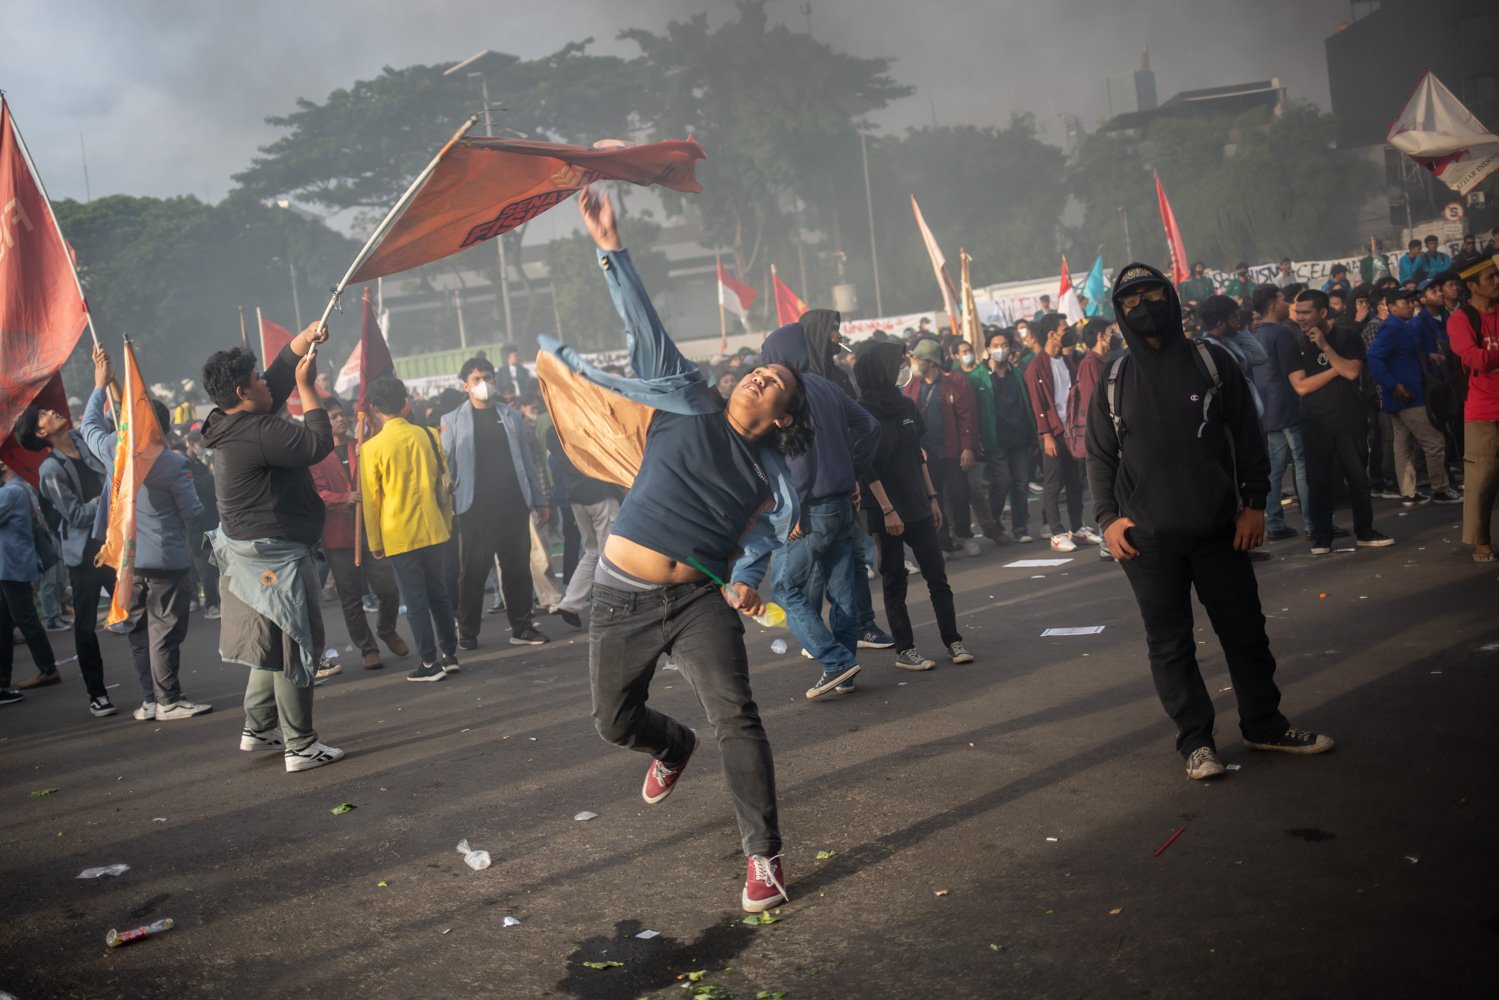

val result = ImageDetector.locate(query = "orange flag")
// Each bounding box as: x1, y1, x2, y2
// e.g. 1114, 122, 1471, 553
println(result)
258, 309, 303, 415
345, 135, 706, 285
0, 97, 90, 484
97, 338, 165, 626
771, 265, 809, 326
1155, 173, 1190, 287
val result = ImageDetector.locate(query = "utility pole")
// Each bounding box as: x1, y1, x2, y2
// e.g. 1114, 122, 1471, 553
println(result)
474, 73, 513, 342
288, 259, 303, 328
1119, 207, 1133, 260
860, 130, 883, 316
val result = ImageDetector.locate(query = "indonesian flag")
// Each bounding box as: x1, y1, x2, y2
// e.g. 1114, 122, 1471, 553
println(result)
97, 338, 164, 626
345, 134, 706, 285
717, 258, 758, 328
1057, 255, 1085, 321
771, 265, 808, 327
258, 310, 302, 416
353, 291, 395, 417
910, 195, 961, 332
334, 342, 362, 397
1387, 70, 1499, 195
1155, 173, 1190, 287
0, 97, 89, 485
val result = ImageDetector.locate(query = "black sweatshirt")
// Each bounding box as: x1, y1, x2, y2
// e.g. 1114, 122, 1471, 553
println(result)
1085, 263, 1269, 543
200, 345, 334, 546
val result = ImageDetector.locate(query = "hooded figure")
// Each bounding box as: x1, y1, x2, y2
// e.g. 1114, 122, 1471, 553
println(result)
1084, 262, 1330, 781
1085, 262, 1269, 544
758, 323, 879, 504
796, 309, 855, 397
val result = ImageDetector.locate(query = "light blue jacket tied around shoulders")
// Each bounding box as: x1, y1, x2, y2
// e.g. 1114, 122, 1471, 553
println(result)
536, 247, 799, 581
207, 529, 320, 687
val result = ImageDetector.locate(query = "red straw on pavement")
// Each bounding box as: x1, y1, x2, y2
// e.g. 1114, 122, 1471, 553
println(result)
1154, 826, 1186, 857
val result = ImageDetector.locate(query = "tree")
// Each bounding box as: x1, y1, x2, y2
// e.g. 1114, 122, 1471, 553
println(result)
623, 1, 911, 283
53, 193, 357, 384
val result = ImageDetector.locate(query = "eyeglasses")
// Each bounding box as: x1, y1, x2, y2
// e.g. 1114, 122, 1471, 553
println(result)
1119, 287, 1168, 310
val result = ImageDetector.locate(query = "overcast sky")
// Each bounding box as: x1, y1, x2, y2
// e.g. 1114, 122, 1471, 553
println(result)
5, 0, 1354, 207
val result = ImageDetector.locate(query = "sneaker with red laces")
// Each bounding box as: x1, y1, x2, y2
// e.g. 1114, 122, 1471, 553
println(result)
642, 730, 697, 804
742, 854, 788, 912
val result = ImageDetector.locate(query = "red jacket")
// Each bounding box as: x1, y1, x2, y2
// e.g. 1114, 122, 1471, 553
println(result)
1025, 351, 1079, 441
903, 370, 977, 458
310, 441, 360, 550
1450, 303, 1499, 422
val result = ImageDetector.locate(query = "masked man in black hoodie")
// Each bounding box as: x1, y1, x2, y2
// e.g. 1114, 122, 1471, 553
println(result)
1086, 264, 1334, 780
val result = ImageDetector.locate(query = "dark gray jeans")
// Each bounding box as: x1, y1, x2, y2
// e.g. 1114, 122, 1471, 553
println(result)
123, 570, 192, 705
589, 580, 780, 858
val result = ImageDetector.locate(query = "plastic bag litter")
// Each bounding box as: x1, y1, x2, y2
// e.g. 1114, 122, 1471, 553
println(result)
574, 811, 598, 822
770, 639, 787, 655
503, 916, 521, 927
78, 864, 130, 879
456, 839, 491, 871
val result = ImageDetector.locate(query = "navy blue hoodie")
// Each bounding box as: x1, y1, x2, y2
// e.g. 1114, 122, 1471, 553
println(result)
759, 323, 880, 502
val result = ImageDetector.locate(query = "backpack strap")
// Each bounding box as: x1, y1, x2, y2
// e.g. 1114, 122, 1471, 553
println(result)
1104, 355, 1129, 445
1187, 339, 1223, 440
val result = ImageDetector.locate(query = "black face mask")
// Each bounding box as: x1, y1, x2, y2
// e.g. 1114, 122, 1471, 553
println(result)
1126, 299, 1176, 336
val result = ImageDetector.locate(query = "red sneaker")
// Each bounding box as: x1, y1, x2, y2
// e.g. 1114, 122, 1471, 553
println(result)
641, 730, 697, 805
742, 854, 788, 913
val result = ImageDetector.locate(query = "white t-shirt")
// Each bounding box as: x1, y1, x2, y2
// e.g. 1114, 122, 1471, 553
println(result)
1050, 356, 1073, 423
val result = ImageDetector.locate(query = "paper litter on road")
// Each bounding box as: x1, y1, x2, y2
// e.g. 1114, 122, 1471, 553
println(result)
1030, 574, 1046, 579
78, 864, 130, 879
1004, 558, 1073, 568
574, 811, 599, 821
1045, 837, 1058, 842
1225, 764, 1242, 771
152, 817, 167, 823
635, 929, 659, 939
1041, 626, 1106, 636
504, 916, 522, 927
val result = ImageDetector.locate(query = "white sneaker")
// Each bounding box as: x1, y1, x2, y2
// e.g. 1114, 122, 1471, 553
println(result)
961, 537, 982, 558
1050, 532, 1077, 553
240, 727, 284, 752
1073, 525, 1102, 545
132, 701, 157, 721
155, 700, 213, 721
203, 605, 221, 621
285, 741, 346, 772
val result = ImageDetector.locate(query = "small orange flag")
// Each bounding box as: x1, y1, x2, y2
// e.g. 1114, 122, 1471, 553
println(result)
97, 338, 165, 626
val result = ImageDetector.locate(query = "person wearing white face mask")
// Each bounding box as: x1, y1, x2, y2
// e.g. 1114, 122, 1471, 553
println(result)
439, 356, 551, 650
965, 329, 1038, 543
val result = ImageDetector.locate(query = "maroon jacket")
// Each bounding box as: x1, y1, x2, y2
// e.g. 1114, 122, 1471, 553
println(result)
1025, 351, 1079, 441
310, 440, 360, 550
902, 369, 978, 458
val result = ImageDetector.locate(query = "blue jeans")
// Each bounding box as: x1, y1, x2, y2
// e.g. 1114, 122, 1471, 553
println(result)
804, 523, 879, 633
389, 543, 459, 664
1265, 424, 1309, 533
772, 497, 859, 671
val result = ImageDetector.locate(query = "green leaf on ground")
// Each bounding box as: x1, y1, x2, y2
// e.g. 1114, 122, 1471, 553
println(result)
742, 911, 780, 926
330, 803, 356, 814
757, 991, 789, 999
814, 850, 835, 860
30, 788, 59, 797
683, 970, 708, 982
376, 881, 388, 887
582, 961, 623, 970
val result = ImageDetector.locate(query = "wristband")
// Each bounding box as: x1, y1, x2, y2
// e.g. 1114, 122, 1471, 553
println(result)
927, 493, 938, 500
881, 507, 895, 516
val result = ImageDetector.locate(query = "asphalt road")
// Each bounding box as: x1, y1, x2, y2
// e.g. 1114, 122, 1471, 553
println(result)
2, 498, 1497, 1000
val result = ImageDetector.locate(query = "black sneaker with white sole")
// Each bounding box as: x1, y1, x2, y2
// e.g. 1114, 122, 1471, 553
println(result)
89, 696, 117, 718
947, 641, 974, 664
1185, 746, 1227, 779
1430, 486, 1463, 505
1355, 531, 1394, 548
441, 653, 461, 674
805, 665, 860, 700
1245, 728, 1335, 754
0, 688, 24, 706
406, 662, 447, 682
510, 625, 549, 645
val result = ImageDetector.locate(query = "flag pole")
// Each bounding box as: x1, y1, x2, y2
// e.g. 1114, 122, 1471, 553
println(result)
255, 307, 265, 360
717, 253, 728, 354
352, 289, 372, 567
316, 114, 480, 332
4, 95, 101, 348
238, 305, 248, 348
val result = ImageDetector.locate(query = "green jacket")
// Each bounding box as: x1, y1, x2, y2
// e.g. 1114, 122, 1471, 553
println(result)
966, 363, 1037, 454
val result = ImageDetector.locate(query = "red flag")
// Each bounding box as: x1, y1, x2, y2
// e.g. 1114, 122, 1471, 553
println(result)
0, 97, 89, 483
258, 310, 302, 416
1155, 173, 1190, 287
771, 265, 809, 327
345, 135, 706, 285
355, 291, 395, 417
97, 338, 165, 626
1057, 255, 1084, 321
717, 259, 758, 328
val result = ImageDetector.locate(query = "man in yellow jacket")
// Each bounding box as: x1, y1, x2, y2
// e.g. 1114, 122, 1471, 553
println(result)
360, 376, 460, 682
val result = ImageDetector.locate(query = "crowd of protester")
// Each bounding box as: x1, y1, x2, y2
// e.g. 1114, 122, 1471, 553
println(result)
3, 198, 1495, 911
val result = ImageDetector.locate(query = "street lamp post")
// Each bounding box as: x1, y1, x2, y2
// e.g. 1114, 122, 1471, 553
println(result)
445, 52, 515, 343
859, 129, 883, 316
